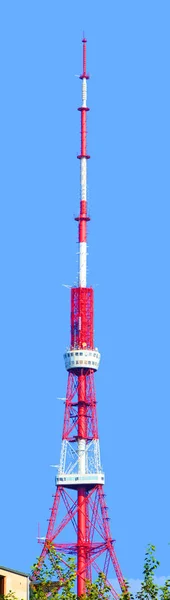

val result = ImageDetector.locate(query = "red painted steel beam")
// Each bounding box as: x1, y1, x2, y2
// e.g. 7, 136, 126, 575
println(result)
93, 562, 120, 600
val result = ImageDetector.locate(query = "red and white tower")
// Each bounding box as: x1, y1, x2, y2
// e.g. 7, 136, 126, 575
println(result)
36, 39, 125, 599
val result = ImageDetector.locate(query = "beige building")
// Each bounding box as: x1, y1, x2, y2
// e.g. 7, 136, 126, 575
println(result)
0, 566, 29, 600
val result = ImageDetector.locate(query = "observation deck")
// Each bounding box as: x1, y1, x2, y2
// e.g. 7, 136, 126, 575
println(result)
64, 348, 101, 371
55, 472, 105, 487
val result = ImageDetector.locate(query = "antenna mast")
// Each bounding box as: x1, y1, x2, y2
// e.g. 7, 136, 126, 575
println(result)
76, 37, 90, 288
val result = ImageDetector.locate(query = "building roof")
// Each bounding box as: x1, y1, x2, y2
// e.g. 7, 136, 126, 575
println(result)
0, 566, 29, 578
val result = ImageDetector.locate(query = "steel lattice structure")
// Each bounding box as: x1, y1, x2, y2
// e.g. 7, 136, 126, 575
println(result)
36, 39, 125, 599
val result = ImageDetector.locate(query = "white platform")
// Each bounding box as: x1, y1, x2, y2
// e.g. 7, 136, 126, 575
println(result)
64, 348, 101, 371
56, 473, 105, 486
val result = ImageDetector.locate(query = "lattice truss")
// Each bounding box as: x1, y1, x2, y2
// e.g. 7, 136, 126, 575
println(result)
59, 372, 102, 476
37, 484, 123, 600
35, 370, 125, 598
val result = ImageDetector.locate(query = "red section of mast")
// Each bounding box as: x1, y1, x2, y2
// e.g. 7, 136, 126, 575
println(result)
80, 37, 89, 79
82, 37, 87, 77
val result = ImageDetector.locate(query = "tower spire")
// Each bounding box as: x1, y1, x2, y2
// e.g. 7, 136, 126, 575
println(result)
34, 38, 125, 600
76, 38, 90, 288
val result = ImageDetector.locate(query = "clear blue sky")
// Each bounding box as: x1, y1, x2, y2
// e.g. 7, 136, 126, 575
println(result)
0, 0, 170, 584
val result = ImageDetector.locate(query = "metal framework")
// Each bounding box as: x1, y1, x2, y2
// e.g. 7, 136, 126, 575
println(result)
71, 288, 94, 349
35, 38, 125, 598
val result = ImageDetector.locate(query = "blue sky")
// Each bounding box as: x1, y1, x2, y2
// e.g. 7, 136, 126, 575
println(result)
0, 0, 170, 585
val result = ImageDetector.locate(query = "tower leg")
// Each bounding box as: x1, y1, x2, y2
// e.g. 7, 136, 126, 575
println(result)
77, 487, 86, 597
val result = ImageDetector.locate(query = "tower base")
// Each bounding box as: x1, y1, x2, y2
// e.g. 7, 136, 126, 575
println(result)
35, 484, 124, 599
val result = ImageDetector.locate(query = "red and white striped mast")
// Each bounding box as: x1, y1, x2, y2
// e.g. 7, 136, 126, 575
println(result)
76, 37, 90, 288
35, 38, 126, 600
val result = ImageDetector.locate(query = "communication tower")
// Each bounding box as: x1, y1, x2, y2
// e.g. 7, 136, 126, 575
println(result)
36, 39, 125, 599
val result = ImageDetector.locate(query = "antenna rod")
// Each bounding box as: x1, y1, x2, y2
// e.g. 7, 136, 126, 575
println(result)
76, 38, 90, 288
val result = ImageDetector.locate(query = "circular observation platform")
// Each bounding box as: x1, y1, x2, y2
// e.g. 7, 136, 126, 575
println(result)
64, 348, 101, 372
56, 472, 105, 490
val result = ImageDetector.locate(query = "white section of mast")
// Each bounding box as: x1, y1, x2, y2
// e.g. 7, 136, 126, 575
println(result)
79, 242, 87, 288
78, 439, 86, 474
82, 78, 87, 107
80, 157, 87, 201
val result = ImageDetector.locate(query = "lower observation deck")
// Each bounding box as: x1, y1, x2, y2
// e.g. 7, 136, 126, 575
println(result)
64, 348, 101, 371
56, 472, 105, 487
